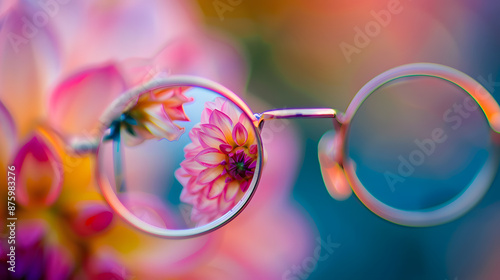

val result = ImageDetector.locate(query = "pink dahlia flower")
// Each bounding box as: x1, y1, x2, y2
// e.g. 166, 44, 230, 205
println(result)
175, 97, 258, 225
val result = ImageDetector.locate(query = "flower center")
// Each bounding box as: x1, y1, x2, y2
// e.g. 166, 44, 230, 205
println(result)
226, 149, 256, 181
236, 161, 245, 171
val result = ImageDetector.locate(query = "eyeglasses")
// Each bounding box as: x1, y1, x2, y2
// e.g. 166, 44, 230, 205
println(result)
72, 63, 500, 238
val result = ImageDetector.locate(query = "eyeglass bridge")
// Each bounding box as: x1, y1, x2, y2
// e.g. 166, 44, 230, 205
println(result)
256, 108, 342, 131
256, 107, 352, 201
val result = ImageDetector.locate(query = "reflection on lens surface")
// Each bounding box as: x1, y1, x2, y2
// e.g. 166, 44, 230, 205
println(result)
97, 85, 260, 234
346, 76, 494, 212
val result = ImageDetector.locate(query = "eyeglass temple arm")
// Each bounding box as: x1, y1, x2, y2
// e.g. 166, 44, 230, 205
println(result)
256, 108, 339, 130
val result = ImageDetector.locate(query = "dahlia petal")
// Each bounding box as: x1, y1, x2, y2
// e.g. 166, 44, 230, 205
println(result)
201, 108, 213, 124
239, 114, 257, 145
200, 124, 226, 141
190, 207, 217, 225
121, 125, 153, 146
209, 109, 233, 141
197, 165, 224, 184
156, 89, 193, 122
0, 102, 16, 165
204, 100, 218, 111
240, 180, 250, 192
174, 168, 191, 186
184, 146, 204, 160
184, 142, 201, 153
224, 180, 240, 202
0, 1, 60, 136
143, 104, 184, 141
49, 64, 127, 135
16, 220, 46, 277
45, 246, 73, 280
152, 88, 175, 101
232, 122, 248, 146
233, 173, 244, 181
164, 105, 191, 122
248, 160, 258, 169
218, 196, 234, 213
143, 120, 183, 141
219, 144, 233, 154
17, 220, 46, 249
196, 193, 218, 212
189, 207, 203, 223
214, 97, 226, 108
188, 127, 202, 146
198, 132, 226, 149
244, 154, 253, 165
180, 188, 196, 205
195, 148, 226, 167
180, 159, 205, 175
157, 87, 193, 105
187, 178, 205, 194
221, 98, 241, 124
70, 201, 113, 237
208, 177, 227, 199
13, 135, 63, 207
249, 144, 258, 155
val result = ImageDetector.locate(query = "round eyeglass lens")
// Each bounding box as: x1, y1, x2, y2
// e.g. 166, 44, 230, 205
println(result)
96, 84, 262, 237
345, 75, 496, 224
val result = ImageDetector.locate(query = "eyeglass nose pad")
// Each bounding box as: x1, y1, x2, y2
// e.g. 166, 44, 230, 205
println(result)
318, 130, 352, 200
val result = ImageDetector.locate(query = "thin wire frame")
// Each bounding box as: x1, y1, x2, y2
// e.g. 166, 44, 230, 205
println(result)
340, 63, 500, 226
95, 77, 263, 238
88, 63, 500, 237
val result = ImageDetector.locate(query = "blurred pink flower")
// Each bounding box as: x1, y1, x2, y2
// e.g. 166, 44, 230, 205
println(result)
13, 134, 63, 208
0, 102, 16, 219
175, 97, 258, 225
0, 0, 314, 279
69, 201, 114, 237
0, 102, 16, 165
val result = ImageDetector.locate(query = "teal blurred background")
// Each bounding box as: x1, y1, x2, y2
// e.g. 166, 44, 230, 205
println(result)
196, 0, 500, 279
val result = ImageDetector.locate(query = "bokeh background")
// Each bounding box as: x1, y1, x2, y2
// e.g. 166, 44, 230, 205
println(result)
1, 0, 500, 279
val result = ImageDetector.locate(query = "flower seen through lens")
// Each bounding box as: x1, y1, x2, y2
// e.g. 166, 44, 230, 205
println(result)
175, 97, 258, 226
